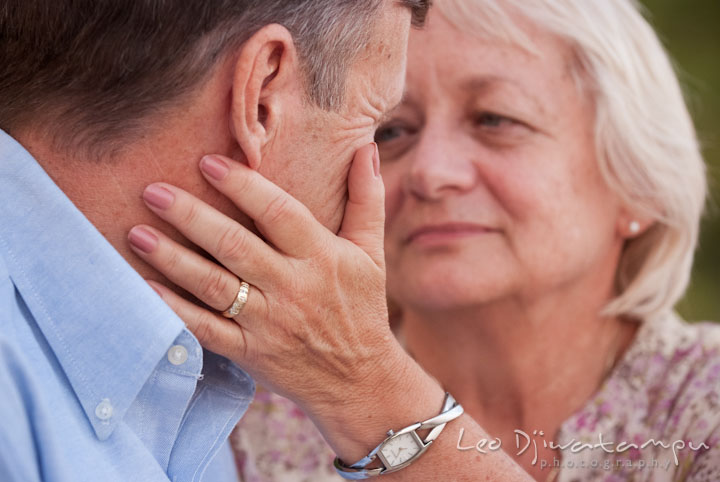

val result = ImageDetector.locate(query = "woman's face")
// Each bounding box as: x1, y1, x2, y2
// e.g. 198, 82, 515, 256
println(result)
379, 13, 626, 313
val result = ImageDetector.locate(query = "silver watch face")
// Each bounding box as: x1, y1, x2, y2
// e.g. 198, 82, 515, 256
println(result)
379, 432, 423, 467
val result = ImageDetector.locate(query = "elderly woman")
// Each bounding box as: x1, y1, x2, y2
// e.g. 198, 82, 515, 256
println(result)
131, 0, 718, 481
375, 0, 718, 479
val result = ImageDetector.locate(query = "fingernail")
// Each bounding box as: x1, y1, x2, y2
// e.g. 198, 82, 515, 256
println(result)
372, 142, 380, 178
128, 226, 158, 254
200, 155, 230, 181
146, 280, 164, 298
143, 185, 175, 210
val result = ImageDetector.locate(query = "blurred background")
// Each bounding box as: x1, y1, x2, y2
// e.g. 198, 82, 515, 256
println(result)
640, 0, 719, 322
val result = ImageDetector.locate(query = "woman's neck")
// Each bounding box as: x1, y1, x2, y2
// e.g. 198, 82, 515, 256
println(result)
400, 288, 638, 442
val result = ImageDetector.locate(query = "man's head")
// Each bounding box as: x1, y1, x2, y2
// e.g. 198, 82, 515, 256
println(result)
0, 0, 429, 229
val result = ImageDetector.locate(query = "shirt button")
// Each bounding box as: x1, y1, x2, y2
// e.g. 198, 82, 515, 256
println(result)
168, 345, 188, 366
95, 399, 113, 420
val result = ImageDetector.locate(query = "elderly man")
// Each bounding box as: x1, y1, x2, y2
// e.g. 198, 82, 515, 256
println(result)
0, 1, 429, 481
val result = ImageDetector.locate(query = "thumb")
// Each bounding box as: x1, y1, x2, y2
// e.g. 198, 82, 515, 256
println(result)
338, 143, 386, 268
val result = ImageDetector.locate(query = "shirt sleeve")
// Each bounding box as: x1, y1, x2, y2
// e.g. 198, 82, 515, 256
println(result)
0, 337, 42, 482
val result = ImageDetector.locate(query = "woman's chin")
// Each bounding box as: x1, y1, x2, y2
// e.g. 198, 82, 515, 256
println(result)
393, 278, 512, 314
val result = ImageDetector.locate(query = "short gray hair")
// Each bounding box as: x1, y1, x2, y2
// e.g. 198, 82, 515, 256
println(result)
0, 0, 430, 148
437, 0, 707, 321
245, 0, 430, 110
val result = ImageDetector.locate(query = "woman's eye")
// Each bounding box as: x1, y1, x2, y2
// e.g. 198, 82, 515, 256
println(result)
375, 125, 410, 144
474, 112, 515, 128
374, 122, 418, 162
469, 111, 533, 147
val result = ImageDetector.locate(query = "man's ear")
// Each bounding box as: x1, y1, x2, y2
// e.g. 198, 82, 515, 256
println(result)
230, 24, 302, 170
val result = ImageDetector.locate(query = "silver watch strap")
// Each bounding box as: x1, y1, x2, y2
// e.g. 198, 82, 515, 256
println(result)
334, 392, 464, 479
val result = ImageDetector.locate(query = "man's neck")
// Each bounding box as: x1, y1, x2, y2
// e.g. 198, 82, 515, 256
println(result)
13, 103, 248, 285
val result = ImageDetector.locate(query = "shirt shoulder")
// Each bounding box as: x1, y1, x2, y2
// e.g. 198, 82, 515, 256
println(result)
558, 314, 720, 481
0, 253, 27, 345
652, 318, 720, 481
0, 336, 43, 482
630, 315, 720, 421
646, 317, 720, 446
0, 250, 11, 298
0, 259, 73, 482
599, 314, 720, 437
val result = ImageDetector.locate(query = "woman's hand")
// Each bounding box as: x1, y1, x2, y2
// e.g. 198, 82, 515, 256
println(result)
127, 144, 434, 451
127, 144, 533, 480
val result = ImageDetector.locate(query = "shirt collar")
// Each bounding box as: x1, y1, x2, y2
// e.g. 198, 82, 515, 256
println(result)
0, 129, 186, 440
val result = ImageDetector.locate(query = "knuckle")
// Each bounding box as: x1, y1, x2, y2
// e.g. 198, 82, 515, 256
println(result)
214, 225, 249, 261
260, 192, 291, 226
163, 247, 183, 274
238, 330, 252, 362
312, 239, 338, 268
196, 269, 233, 307
233, 167, 256, 193
178, 201, 201, 228
192, 311, 219, 346
285, 263, 311, 295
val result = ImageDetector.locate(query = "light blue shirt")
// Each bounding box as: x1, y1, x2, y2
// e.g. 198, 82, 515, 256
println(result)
0, 130, 255, 481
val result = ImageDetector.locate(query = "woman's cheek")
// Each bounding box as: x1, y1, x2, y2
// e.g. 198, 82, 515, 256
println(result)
381, 169, 404, 222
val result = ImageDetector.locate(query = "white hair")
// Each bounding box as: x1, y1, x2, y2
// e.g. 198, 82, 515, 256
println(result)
436, 0, 708, 320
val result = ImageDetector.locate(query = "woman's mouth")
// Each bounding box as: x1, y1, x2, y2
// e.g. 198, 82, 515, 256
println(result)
405, 223, 497, 246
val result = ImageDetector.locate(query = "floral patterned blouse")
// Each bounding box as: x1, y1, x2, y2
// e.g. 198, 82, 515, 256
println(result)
231, 312, 720, 481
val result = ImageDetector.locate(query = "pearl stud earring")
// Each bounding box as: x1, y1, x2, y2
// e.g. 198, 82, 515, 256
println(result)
629, 221, 640, 235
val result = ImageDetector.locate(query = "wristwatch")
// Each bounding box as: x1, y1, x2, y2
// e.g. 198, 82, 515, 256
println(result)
334, 392, 464, 479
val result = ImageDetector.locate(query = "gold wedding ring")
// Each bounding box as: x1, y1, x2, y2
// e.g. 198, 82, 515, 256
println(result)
222, 281, 250, 318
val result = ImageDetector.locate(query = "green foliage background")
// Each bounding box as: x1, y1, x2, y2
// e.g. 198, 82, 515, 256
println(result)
640, 0, 719, 322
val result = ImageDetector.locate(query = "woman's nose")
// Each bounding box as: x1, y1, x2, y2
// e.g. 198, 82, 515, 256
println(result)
405, 132, 478, 201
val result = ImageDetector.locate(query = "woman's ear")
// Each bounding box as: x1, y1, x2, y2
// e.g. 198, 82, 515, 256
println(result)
230, 24, 302, 170
617, 208, 653, 239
